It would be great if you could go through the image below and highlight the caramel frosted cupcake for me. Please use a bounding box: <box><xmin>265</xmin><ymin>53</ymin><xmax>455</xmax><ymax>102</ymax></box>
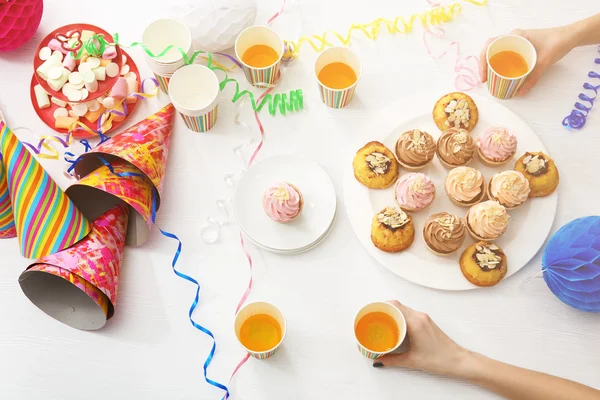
<box><xmin>436</xmin><ymin>128</ymin><xmax>476</xmax><ymax>169</ymax></box>
<box><xmin>460</xmin><ymin>242</ymin><xmax>507</xmax><ymax>287</ymax></box>
<box><xmin>514</xmin><ymin>152</ymin><xmax>559</xmax><ymax>197</ymax></box>
<box><xmin>445</xmin><ymin>167</ymin><xmax>486</xmax><ymax>207</ymax></box>
<box><xmin>466</xmin><ymin>200</ymin><xmax>510</xmax><ymax>241</ymax></box>
<box><xmin>395</xmin><ymin>129</ymin><xmax>436</xmax><ymax>170</ymax></box>
<box><xmin>487</xmin><ymin>171</ymin><xmax>530</xmax><ymax>210</ymax></box>
<box><xmin>353</xmin><ymin>141</ymin><xmax>399</xmax><ymax>189</ymax></box>
<box><xmin>423</xmin><ymin>212</ymin><xmax>467</xmax><ymax>256</ymax></box>
<box><xmin>476</xmin><ymin>126</ymin><xmax>518</xmax><ymax>166</ymax></box>
<box><xmin>432</xmin><ymin>92</ymin><xmax>479</xmax><ymax>132</ymax></box>
<box><xmin>371</xmin><ymin>207</ymin><xmax>415</xmax><ymax>253</ymax></box>
<box><xmin>394</xmin><ymin>172</ymin><xmax>436</xmax><ymax>212</ymax></box>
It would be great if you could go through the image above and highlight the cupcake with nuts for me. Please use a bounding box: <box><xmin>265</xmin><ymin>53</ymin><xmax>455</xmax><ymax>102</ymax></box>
<box><xmin>353</xmin><ymin>141</ymin><xmax>399</xmax><ymax>189</ymax></box>
<box><xmin>395</xmin><ymin>129</ymin><xmax>436</xmax><ymax>170</ymax></box>
<box><xmin>487</xmin><ymin>171</ymin><xmax>530</xmax><ymax>210</ymax></box>
<box><xmin>460</xmin><ymin>241</ymin><xmax>508</xmax><ymax>287</ymax></box>
<box><xmin>466</xmin><ymin>200</ymin><xmax>510</xmax><ymax>241</ymax></box>
<box><xmin>432</xmin><ymin>92</ymin><xmax>479</xmax><ymax>132</ymax></box>
<box><xmin>436</xmin><ymin>128</ymin><xmax>476</xmax><ymax>169</ymax></box>
<box><xmin>262</xmin><ymin>182</ymin><xmax>304</xmax><ymax>223</ymax></box>
<box><xmin>514</xmin><ymin>152</ymin><xmax>559</xmax><ymax>197</ymax></box>
<box><xmin>476</xmin><ymin>126</ymin><xmax>518</xmax><ymax>166</ymax></box>
<box><xmin>423</xmin><ymin>212</ymin><xmax>467</xmax><ymax>256</ymax></box>
<box><xmin>445</xmin><ymin>166</ymin><xmax>486</xmax><ymax>207</ymax></box>
<box><xmin>394</xmin><ymin>172</ymin><xmax>436</xmax><ymax>212</ymax></box>
<box><xmin>371</xmin><ymin>206</ymin><xmax>415</xmax><ymax>253</ymax></box>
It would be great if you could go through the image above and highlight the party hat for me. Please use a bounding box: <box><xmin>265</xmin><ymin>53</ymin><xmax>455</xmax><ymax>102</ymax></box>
<box><xmin>0</xmin><ymin>121</ymin><xmax>91</xmax><ymax>258</ymax></box>
<box><xmin>67</xmin><ymin>159</ymin><xmax>154</xmax><ymax>246</ymax></box>
<box><xmin>19</xmin><ymin>204</ymin><xmax>129</xmax><ymax>330</ymax></box>
<box><xmin>75</xmin><ymin>103</ymin><xmax>175</xmax><ymax>203</ymax></box>
<box><xmin>0</xmin><ymin>157</ymin><xmax>16</xmax><ymax>238</ymax></box>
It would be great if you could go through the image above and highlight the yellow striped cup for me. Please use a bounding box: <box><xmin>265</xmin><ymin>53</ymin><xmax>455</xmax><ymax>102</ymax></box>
<box><xmin>354</xmin><ymin>301</ymin><xmax>407</xmax><ymax>360</ymax></box>
<box><xmin>315</xmin><ymin>46</ymin><xmax>362</xmax><ymax>108</ymax></box>
<box><xmin>235</xmin><ymin>301</ymin><xmax>287</xmax><ymax>360</ymax></box>
<box><xmin>235</xmin><ymin>25</ymin><xmax>284</xmax><ymax>88</ymax></box>
<box><xmin>486</xmin><ymin>35</ymin><xmax>537</xmax><ymax>100</ymax></box>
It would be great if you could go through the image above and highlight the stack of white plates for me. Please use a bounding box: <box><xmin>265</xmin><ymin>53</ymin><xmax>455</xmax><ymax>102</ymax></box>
<box><xmin>233</xmin><ymin>155</ymin><xmax>337</xmax><ymax>255</ymax></box>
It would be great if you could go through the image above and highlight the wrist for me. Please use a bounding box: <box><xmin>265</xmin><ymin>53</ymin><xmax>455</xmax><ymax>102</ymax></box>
<box><xmin>451</xmin><ymin>349</ymin><xmax>485</xmax><ymax>381</ymax></box>
<box><xmin>566</xmin><ymin>19</ymin><xmax>587</xmax><ymax>49</ymax></box>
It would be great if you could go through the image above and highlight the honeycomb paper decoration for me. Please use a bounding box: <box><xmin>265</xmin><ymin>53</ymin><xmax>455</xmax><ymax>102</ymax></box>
<box><xmin>0</xmin><ymin>0</ymin><xmax>43</xmax><ymax>52</ymax></box>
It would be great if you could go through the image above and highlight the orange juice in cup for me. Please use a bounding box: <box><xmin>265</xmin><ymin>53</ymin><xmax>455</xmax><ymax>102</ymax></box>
<box><xmin>235</xmin><ymin>301</ymin><xmax>286</xmax><ymax>359</ymax></box>
<box><xmin>486</xmin><ymin>35</ymin><xmax>537</xmax><ymax>99</ymax></box>
<box><xmin>354</xmin><ymin>301</ymin><xmax>406</xmax><ymax>359</ymax></box>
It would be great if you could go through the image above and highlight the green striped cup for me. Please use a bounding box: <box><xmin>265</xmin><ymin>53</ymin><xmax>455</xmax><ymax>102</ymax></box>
<box><xmin>315</xmin><ymin>46</ymin><xmax>362</xmax><ymax>108</ymax></box>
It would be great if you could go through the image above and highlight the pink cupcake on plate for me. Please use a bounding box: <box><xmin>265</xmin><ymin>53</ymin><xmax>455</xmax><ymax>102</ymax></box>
<box><xmin>262</xmin><ymin>182</ymin><xmax>304</xmax><ymax>223</ymax></box>
<box><xmin>394</xmin><ymin>173</ymin><xmax>436</xmax><ymax>212</ymax></box>
<box><xmin>476</xmin><ymin>126</ymin><xmax>518</xmax><ymax>166</ymax></box>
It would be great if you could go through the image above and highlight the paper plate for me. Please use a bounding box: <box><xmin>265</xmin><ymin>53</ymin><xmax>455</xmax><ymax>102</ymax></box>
<box><xmin>234</xmin><ymin>155</ymin><xmax>337</xmax><ymax>252</ymax></box>
<box><xmin>343</xmin><ymin>93</ymin><xmax>558</xmax><ymax>291</ymax></box>
<box><xmin>33</xmin><ymin>23</ymin><xmax>123</xmax><ymax>103</ymax></box>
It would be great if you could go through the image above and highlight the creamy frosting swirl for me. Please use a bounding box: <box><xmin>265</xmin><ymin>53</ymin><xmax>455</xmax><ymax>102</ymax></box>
<box><xmin>437</xmin><ymin>128</ymin><xmax>475</xmax><ymax>166</ymax></box>
<box><xmin>394</xmin><ymin>173</ymin><xmax>436</xmax><ymax>211</ymax></box>
<box><xmin>477</xmin><ymin>127</ymin><xmax>517</xmax><ymax>162</ymax></box>
<box><xmin>423</xmin><ymin>212</ymin><xmax>466</xmax><ymax>253</ymax></box>
<box><xmin>445</xmin><ymin>167</ymin><xmax>484</xmax><ymax>203</ymax></box>
<box><xmin>489</xmin><ymin>171</ymin><xmax>530</xmax><ymax>208</ymax></box>
<box><xmin>396</xmin><ymin>129</ymin><xmax>436</xmax><ymax>167</ymax></box>
<box><xmin>467</xmin><ymin>200</ymin><xmax>510</xmax><ymax>239</ymax></box>
<box><xmin>262</xmin><ymin>182</ymin><xmax>302</xmax><ymax>223</ymax></box>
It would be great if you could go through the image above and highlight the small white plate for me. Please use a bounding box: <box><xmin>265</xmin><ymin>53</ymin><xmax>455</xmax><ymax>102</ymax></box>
<box><xmin>234</xmin><ymin>155</ymin><xmax>337</xmax><ymax>252</ymax></box>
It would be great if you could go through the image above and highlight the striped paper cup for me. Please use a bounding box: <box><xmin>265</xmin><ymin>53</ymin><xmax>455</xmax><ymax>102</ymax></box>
<box><xmin>235</xmin><ymin>301</ymin><xmax>287</xmax><ymax>359</ymax></box>
<box><xmin>153</xmin><ymin>73</ymin><xmax>171</xmax><ymax>94</ymax></box>
<box><xmin>315</xmin><ymin>46</ymin><xmax>362</xmax><ymax>108</ymax></box>
<box><xmin>354</xmin><ymin>301</ymin><xmax>407</xmax><ymax>360</ymax></box>
<box><xmin>169</xmin><ymin>64</ymin><xmax>220</xmax><ymax>133</ymax></box>
<box><xmin>235</xmin><ymin>25</ymin><xmax>284</xmax><ymax>88</ymax></box>
<box><xmin>486</xmin><ymin>35</ymin><xmax>537</xmax><ymax>100</ymax></box>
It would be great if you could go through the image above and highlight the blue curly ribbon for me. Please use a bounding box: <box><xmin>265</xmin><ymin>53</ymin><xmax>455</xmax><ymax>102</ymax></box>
<box><xmin>563</xmin><ymin>46</ymin><xmax>600</xmax><ymax>130</ymax></box>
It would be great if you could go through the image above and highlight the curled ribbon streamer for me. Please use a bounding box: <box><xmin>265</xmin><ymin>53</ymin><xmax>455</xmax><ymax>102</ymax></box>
<box><xmin>563</xmin><ymin>46</ymin><xmax>600</xmax><ymax>130</ymax></box>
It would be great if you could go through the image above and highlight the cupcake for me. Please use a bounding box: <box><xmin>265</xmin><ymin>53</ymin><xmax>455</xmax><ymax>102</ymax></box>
<box><xmin>395</xmin><ymin>129</ymin><xmax>436</xmax><ymax>170</ymax></box>
<box><xmin>432</xmin><ymin>92</ymin><xmax>479</xmax><ymax>132</ymax></box>
<box><xmin>487</xmin><ymin>171</ymin><xmax>530</xmax><ymax>210</ymax></box>
<box><xmin>436</xmin><ymin>128</ymin><xmax>476</xmax><ymax>169</ymax></box>
<box><xmin>353</xmin><ymin>141</ymin><xmax>399</xmax><ymax>189</ymax></box>
<box><xmin>514</xmin><ymin>152</ymin><xmax>559</xmax><ymax>197</ymax></box>
<box><xmin>262</xmin><ymin>182</ymin><xmax>303</xmax><ymax>223</ymax></box>
<box><xmin>476</xmin><ymin>126</ymin><xmax>518</xmax><ymax>166</ymax></box>
<box><xmin>466</xmin><ymin>200</ymin><xmax>510</xmax><ymax>241</ymax></box>
<box><xmin>460</xmin><ymin>241</ymin><xmax>507</xmax><ymax>287</ymax></box>
<box><xmin>422</xmin><ymin>212</ymin><xmax>467</xmax><ymax>256</ymax></box>
<box><xmin>394</xmin><ymin>173</ymin><xmax>436</xmax><ymax>212</ymax></box>
<box><xmin>445</xmin><ymin>167</ymin><xmax>486</xmax><ymax>207</ymax></box>
<box><xmin>371</xmin><ymin>206</ymin><xmax>415</xmax><ymax>253</ymax></box>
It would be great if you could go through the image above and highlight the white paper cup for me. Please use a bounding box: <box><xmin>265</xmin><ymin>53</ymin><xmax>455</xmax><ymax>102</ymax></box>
<box><xmin>153</xmin><ymin>73</ymin><xmax>172</xmax><ymax>94</ymax></box>
<box><xmin>235</xmin><ymin>301</ymin><xmax>287</xmax><ymax>359</ymax></box>
<box><xmin>235</xmin><ymin>25</ymin><xmax>284</xmax><ymax>88</ymax></box>
<box><xmin>315</xmin><ymin>46</ymin><xmax>362</xmax><ymax>108</ymax></box>
<box><xmin>142</xmin><ymin>19</ymin><xmax>193</xmax><ymax>68</ymax></box>
<box><xmin>486</xmin><ymin>35</ymin><xmax>537</xmax><ymax>100</ymax></box>
<box><xmin>354</xmin><ymin>301</ymin><xmax>407</xmax><ymax>360</ymax></box>
<box><xmin>168</xmin><ymin>64</ymin><xmax>220</xmax><ymax>132</ymax></box>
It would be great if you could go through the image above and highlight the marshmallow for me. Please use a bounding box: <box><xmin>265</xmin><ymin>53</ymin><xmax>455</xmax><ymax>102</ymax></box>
<box><xmin>109</xmin><ymin>77</ymin><xmax>128</xmax><ymax>99</ymax></box>
<box><xmin>84</xmin><ymin>105</ymin><xmax>106</xmax><ymax>123</ymax></box>
<box><xmin>87</xmin><ymin>57</ymin><xmax>101</xmax><ymax>69</ymax></box>
<box><xmin>48</xmin><ymin>38</ymin><xmax>68</xmax><ymax>54</ymax></box>
<box><xmin>51</xmin><ymin>97</ymin><xmax>68</xmax><ymax>107</ymax></box>
<box><xmin>102</xmin><ymin>46</ymin><xmax>117</xmax><ymax>60</ymax></box>
<box><xmin>125</xmin><ymin>78</ymin><xmax>138</xmax><ymax>104</ymax></box>
<box><xmin>87</xmin><ymin>100</ymin><xmax>101</xmax><ymax>112</ymax></box>
<box><xmin>85</xmin><ymin>80</ymin><xmax>98</xmax><ymax>93</ymax></box>
<box><xmin>105</xmin><ymin>62</ymin><xmax>119</xmax><ymax>78</ymax></box>
<box><xmin>47</xmin><ymin>66</ymin><xmax>63</xmax><ymax>80</ymax></box>
<box><xmin>38</xmin><ymin>47</ymin><xmax>52</xmax><ymax>61</ymax></box>
<box><xmin>100</xmin><ymin>59</ymin><xmax>112</xmax><ymax>67</ymax></box>
<box><xmin>93</xmin><ymin>66</ymin><xmax>106</xmax><ymax>81</ymax></box>
<box><xmin>63</xmin><ymin>52</ymin><xmax>77</xmax><ymax>72</ymax></box>
<box><xmin>71</xmin><ymin>103</ymin><xmax>88</xmax><ymax>117</ymax></box>
<box><xmin>34</xmin><ymin>84</ymin><xmax>50</xmax><ymax>109</ymax></box>
<box><xmin>36</xmin><ymin>56</ymin><xmax>62</xmax><ymax>80</ymax></box>
<box><xmin>55</xmin><ymin>116</ymin><xmax>78</xmax><ymax>130</ymax></box>
<box><xmin>83</xmin><ymin>71</ymin><xmax>98</xmax><ymax>92</ymax></box>
<box><xmin>102</xmin><ymin>96</ymin><xmax>116</xmax><ymax>109</ymax></box>
<box><xmin>120</xmin><ymin>64</ymin><xmax>130</xmax><ymax>76</ymax></box>
<box><xmin>80</xmin><ymin>89</ymin><xmax>89</xmax><ymax>100</ymax></box>
<box><xmin>52</xmin><ymin>50</ymin><xmax>64</xmax><ymax>61</ymax></box>
<box><xmin>53</xmin><ymin>107</ymin><xmax>69</xmax><ymax>119</ymax></box>
<box><xmin>81</xmin><ymin>30</ymin><xmax>95</xmax><ymax>42</ymax></box>
<box><xmin>47</xmin><ymin>69</ymin><xmax>69</xmax><ymax>91</ymax></box>
<box><xmin>69</xmin><ymin>72</ymin><xmax>83</xmax><ymax>85</ymax></box>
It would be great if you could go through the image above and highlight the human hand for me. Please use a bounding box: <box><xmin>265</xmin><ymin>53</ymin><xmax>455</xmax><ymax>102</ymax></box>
<box><xmin>479</xmin><ymin>26</ymin><xmax>575</xmax><ymax>96</ymax></box>
<box><xmin>373</xmin><ymin>300</ymin><xmax>470</xmax><ymax>377</ymax></box>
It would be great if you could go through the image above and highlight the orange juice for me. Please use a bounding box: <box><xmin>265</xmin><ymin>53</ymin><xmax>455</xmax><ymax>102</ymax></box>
<box><xmin>318</xmin><ymin>62</ymin><xmax>357</xmax><ymax>89</ymax></box>
<box><xmin>355</xmin><ymin>311</ymin><xmax>399</xmax><ymax>352</ymax></box>
<box><xmin>242</xmin><ymin>45</ymin><xmax>279</xmax><ymax>68</ymax></box>
<box><xmin>239</xmin><ymin>314</ymin><xmax>282</xmax><ymax>352</ymax></box>
<box><xmin>489</xmin><ymin>51</ymin><xmax>529</xmax><ymax>78</ymax></box>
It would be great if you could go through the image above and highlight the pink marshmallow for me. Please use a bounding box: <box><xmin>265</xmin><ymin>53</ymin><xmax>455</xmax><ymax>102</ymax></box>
<box><xmin>109</xmin><ymin>77</ymin><xmax>128</xmax><ymax>99</ymax></box>
<box><xmin>62</xmin><ymin>52</ymin><xmax>77</xmax><ymax>72</ymax></box>
<box><xmin>102</xmin><ymin>46</ymin><xmax>117</xmax><ymax>60</ymax></box>
<box><xmin>48</xmin><ymin>38</ymin><xmax>69</xmax><ymax>54</ymax></box>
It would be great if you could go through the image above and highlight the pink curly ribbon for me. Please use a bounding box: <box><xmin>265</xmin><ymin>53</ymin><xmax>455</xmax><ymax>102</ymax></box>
<box><xmin>267</xmin><ymin>0</ymin><xmax>287</xmax><ymax>25</ymax></box>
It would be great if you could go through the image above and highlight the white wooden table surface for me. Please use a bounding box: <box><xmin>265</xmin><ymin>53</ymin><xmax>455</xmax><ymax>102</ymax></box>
<box><xmin>1</xmin><ymin>0</ymin><xmax>599</xmax><ymax>399</ymax></box>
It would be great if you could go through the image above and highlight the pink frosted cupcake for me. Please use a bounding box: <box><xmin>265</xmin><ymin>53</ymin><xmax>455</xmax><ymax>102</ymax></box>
<box><xmin>466</xmin><ymin>200</ymin><xmax>510</xmax><ymax>241</ymax></box>
<box><xmin>262</xmin><ymin>182</ymin><xmax>304</xmax><ymax>223</ymax></box>
<box><xmin>394</xmin><ymin>173</ymin><xmax>436</xmax><ymax>212</ymax></box>
<box><xmin>476</xmin><ymin>127</ymin><xmax>518</xmax><ymax>166</ymax></box>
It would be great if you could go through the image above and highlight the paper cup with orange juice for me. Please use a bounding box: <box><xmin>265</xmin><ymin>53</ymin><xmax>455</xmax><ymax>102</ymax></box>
<box><xmin>235</xmin><ymin>25</ymin><xmax>284</xmax><ymax>88</ymax></box>
<box><xmin>169</xmin><ymin>64</ymin><xmax>220</xmax><ymax>133</ymax></box>
<box><xmin>235</xmin><ymin>301</ymin><xmax>286</xmax><ymax>359</ymax></box>
<box><xmin>486</xmin><ymin>35</ymin><xmax>537</xmax><ymax>100</ymax></box>
<box><xmin>315</xmin><ymin>46</ymin><xmax>362</xmax><ymax>109</ymax></box>
<box><xmin>354</xmin><ymin>301</ymin><xmax>407</xmax><ymax>360</ymax></box>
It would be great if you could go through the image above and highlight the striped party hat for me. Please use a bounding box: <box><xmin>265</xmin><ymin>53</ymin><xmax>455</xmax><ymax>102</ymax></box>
<box><xmin>0</xmin><ymin>156</ymin><xmax>16</xmax><ymax>238</ymax></box>
<box><xmin>0</xmin><ymin>121</ymin><xmax>92</xmax><ymax>258</ymax></box>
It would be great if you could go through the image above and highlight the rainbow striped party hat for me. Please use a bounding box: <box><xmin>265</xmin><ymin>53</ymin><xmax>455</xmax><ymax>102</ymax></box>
<box><xmin>0</xmin><ymin>156</ymin><xmax>16</xmax><ymax>238</ymax></box>
<box><xmin>0</xmin><ymin>121</ymin><xmax>92</xmax><ymax>258</ymax></box>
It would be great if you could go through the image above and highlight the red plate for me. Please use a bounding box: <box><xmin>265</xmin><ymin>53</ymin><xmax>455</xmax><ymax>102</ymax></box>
<box><xmin>33</xmin><ymin>23</ymin><xmax>123</xmax><ymax>103</ymax></box>
<box><xmin>30</xmin><ymin>49</ymin><xmax>140</xmax><ymax>139</ymax></box>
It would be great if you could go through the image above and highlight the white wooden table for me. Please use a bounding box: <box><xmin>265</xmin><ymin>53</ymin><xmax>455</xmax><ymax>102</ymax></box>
<box><xmin>1</xmin><ymin>0</ymin><xmax>599</xmax><ymax>399</ymax></box>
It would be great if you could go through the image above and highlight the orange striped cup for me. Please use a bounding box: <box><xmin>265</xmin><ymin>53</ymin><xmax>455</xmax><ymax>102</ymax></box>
<box><xmin>486</xmin><ymin>35</ymin><xmax>537</xmax><ymax>100</ymax></box>
<box><xmin>315</xmin><ymin>46</ymin><xmax>362</xmax><ymax>108</ymax></box>
<box><xmin>235</xmin><ymin>25</ymin><xmax>284</xmax><ymax>88</ymax></box>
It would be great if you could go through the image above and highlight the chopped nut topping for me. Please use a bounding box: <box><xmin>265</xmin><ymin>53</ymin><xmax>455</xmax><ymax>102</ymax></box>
<box><xmin>273</xmin><ymin>187</ymin><xmax>290</xmax><ymax>201</ymax></box>
<box><xmin>405</xmin><ymin>129</ymin><xmax>427</xmax><ymax>152</ymax></box>
<box><xmin>436</xmin><ymin>214</ymin><xmax>457</xmax><ymax>239</ymax></box>
<box><xmin>452</xmin><ymin>130</ymin><xmax>469</xmax><ymax>153</ymax></box>
<box><xmin>474</xmin><ymin>243</ymin><xmax>502</xmax><ymax>271</ymax></box>
<box><xmin>523</xmin><ymin>154</ymin><xmax>547</xmax><ymax>175</ymax></box>
<box><xmin>491</xmin><ymin>130</ymin><xmax>509</xmax><ymax>144</ymax></box>
<box><xmin>444</xmin><ymin>98</ymin><xmax>471</xmax><ymax>128</ymax></box>
<box><xmin>500</xmin><ymin>173</ymin><xmax>526</xmax><ymax>196</ymax></box>
<box><xmin>408</xmin><ymin>175</ymin><xmax>427</xmax><ymax>194</ymax></box>
<box><xmin>377</xmin><ymin>207</ymin><xmax>409</xmax><ymax>229</ymax></box>
<box><xmin>366</xmin><ymin>152</ymin><xmax>391</xmax><ymax>175</ymax></box>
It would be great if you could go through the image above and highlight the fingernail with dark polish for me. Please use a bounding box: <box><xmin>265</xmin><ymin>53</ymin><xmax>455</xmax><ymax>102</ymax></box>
<box><xmin>373</xmin><ymin>362</ymin><xmax>383</xmax><ymax>368</ymax></box>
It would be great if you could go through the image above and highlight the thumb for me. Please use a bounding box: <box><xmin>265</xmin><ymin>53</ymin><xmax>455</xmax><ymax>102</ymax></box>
<box><xmin>373</xmin><ymin>352</ymin><xmax>413</xmax><ymax>368</ymax></box>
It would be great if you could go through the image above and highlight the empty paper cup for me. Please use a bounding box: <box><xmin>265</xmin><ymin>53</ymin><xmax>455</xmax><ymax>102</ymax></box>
<box><xmin>315</xmin><ymin>46</ymin><xmax>362</xmax><ymax>108</ymax></box>
<box><xmin>142</xmin><ymin>18</ymin><xmax>193</xmax><ymax>82</ymax></box>
<box><xmin>235</xmin><ymin>25</ymin><xmax>284</xmax><ymax>88</ymax></box>
<box><xmin>169</xmin><ymin>64</ymin><xmax>220</xmax><ymax>133</ymax></box>
<box><xmin>486</xmin><ymin>35</ymin><xmax>537</xmax><ymax>100</ymax></box>
<box><xmin>154</xmin><ymin>73</ymin><xmax>172</xmax><ymax>94</ymax></box>
<box><xmin>235</xmin><ymin>301</ymin><xmax>287</xmax><ymax>359</ymax></box>
<box><xmin>354</xmin><ymin>301</ymin><xmax>407</xmax><ymax>360</ymax></box>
